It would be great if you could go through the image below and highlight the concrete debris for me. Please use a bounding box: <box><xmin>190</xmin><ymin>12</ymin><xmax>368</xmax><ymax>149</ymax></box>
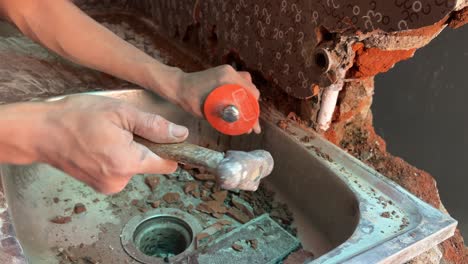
<box><xmin>231</xmin><ymin>196</ymin><xmax>255</xmax><ymax>219</ymax></box>
<box><xmin>186</xmin><ymin>204</ymin><xmax>194</xmax><ymax>213</ymax></box>
<box><xmin>195</xmin><ymin>233</ymin><xmax>210</xmax><ymax>250</ymax></box>
<box><xmin>162</xmin><ymin>192</ymin><xmax>181</xmax><ymax>204</ymax></box>
<box><xmin>150</xmin><ymin>200</ymin><xmax>161</xmax><ymax>209</ymax></box>
<box><xmin>144</xmin><ymin>175</ymin><xmax>160</xmax><ymax>191</ymax></box>
<box><xmin>177</xmin><ymin>168</ymin><xmax>195</xmax><ymax>182</ymax></box>
<box><xmin>73</xmin><ymin>203</ymin><xmax>87</xmax><ymax>214</ymax></box>
<box><xmin>231</xmin><ymin>243</ymin><xmax>243</xmax><ymax>252</ymax></box>
<box><xmin>196</xmin><ymin>200</ymin><xmax>227</xmax><ymax>215</ymax></box>
<box><xmin>277</xmin><ymin>120</ymin><xmax>289</xmax><ymax>130</ymax></box>
<box><xmin>200</xmin><ymin>223</ymin><xmax>224</xmax><ymax>237</ymax></box>
<box><xmin>203</xmin><ymin>181</ymin><xmax>215</xmax><ymax>189</ymax></box>
<box><xmin>50</xmin><ymin>216</ymin><xmax>72</xmax><ymax>224</ymax></box>
<box><xmin>193</xmin><ymin>173</ymin><xmax>216</xmax><ymax>181</ymax></box>
<box><xmin>226</xmin><ymin>207</ymin><xmax>251</xmax><ymax>224</ymax></box>
<box><xmin>184</xmin><ymin>182</ymin><xmax>198</xmax><ymax>195</ymax></box>
<box><xmin>211</xmin><ymin>191</ymin><xmax>228</xmax><ymax>202</ymax></box>
<box><xmin>216</xmin><ymin>220</ymin><xmax>232</xmax><ymax>226</ymax></box>
<box><xmin>248</xmin><ymin>239</ymin><xmax>258</xmax><ymax>250</ymax></box>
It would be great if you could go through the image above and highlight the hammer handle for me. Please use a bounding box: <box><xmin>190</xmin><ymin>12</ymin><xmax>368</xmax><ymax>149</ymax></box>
<box><xmin>134</xmin><ymin>136</ymin><xmax>225</xmax><ymax>171</ymax></box>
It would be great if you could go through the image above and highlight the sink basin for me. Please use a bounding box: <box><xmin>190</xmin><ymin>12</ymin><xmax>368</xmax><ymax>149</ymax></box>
<box><xmin>0</xmin><ymin>89</ymin><xmax>456</xmax><ymax>263</ymax></box>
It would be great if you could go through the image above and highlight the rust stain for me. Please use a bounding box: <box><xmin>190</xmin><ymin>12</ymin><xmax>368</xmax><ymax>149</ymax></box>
<box><xmin>348</xmin><ymin>47</ymin><xmax>416</xmax><ymax>79</ymax></box>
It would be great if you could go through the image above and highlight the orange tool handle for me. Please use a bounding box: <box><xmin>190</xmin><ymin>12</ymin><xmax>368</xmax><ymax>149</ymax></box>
<box><xmin>203</xmin><ymin>84</ymin><xmax>260</xmax><ymax>136</ymax></box>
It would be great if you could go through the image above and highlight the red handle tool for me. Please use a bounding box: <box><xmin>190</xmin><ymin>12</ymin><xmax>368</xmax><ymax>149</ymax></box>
<box><xmin>203</xmin><ymin>84</ymin><xmax>260</xmax><ymax>136</ymax></box>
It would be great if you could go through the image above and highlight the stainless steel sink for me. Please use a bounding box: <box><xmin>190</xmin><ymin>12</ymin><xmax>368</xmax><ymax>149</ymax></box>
<box><xmin>0</xmin><ymin>90</ymin><xmax>456</xmax><ymax>263</ymax></box>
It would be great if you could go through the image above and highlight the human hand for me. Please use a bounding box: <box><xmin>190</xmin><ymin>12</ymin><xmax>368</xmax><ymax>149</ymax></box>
<box><xmin>176</xmin><ymin>65</ymin><xmax>261</xmax><ymax>134</ymax></box>
<box><xmin>39</xmin><ymin>95</ymin><xmax>188</xmax><ymax>194</ymax></box>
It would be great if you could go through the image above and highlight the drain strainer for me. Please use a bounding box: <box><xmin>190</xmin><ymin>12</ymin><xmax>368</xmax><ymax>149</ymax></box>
<box><xmin>121</xmin><ymin>208</ymin><xmax>202</xmax><ymax>264</ymax></box>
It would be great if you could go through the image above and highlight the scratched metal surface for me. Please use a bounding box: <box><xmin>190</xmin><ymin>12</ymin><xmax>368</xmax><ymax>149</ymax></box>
<box><xmin>77</xmin><ymin>0</ymin><xmax>458</xmax><ymax>98</ymax></box>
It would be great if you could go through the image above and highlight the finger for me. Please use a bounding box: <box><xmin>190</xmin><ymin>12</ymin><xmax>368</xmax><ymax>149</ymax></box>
<box><xmin>238</xmin><ymin>71</ymin><xmax>252</xmax><ymax>82</ymax></box>
<box><xmin>131</xmin><ymin>141</ymin><xmax>178</xmax><ymax>174</ymax></box>
<box><xmin>253</xmin><ymin>120</ymin><xmax>262</xmax><ymax>134</ymax></box>
<box><xmin>128</xmin><ymin>110</ymin><xmax>189</xmax><ymax>143</ymax></box>
<box><xmin>97</xmin><ymin>179</ymin><xmax>130</xmax><ymax>195</ymax></box>
<box><xmin>235</xmin><ymin>73</ymin><xmax>260</xmax><ymax>99</ymax></box>
<box><xmin>237</xmin><ymin>72</ymin><xmax>261</xmax><ymax>134</ymax></box>
<box><xmin>243</xmin><ymin>81</ymin><xmax>260</xmax><ymax>99</ymax></box>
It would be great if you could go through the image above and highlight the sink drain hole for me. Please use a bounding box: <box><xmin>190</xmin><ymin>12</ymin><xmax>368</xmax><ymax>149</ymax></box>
<box><xmin>133</xmin><ymin>216</ymin><xmax>193</xmax><ymax>258</ymax></box>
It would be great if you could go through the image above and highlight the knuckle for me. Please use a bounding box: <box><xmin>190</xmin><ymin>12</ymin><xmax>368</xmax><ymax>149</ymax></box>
<box><xmin>240</xmin><ymin>71</ymin><xmax>252</xmax><ymax>79</ymax></box>
<box><xmin>217</xmin><ymin>65</ymin><xmax>235</xmax><ymax>82</ymax></box>
<box><xmin>144</xmin><ymin>114</ymin><xmax>164</xmax><ymax>131</ymax></box>
<box><xmin>106</xmin><ymin>158</ymin><xmax>132</xmax><ymax>177</ymax></box>
<box><xmin>113</xmin><ymin>164</ymin><xmax>134</xmax><ymax>178</ymax></box>
<box><xmin>111</xmin><ymin>101</ymin><xmax>127</xmax><ymax>112</ymax></box>
<box><xmin>111</xmin><ymin>102</ymin><xmax>131</xmax><ymax>118</ymax></box>
<box><xmin>220</xmin><ymin>64</ymin><xmax>235</xmax><ymax>73</ymax></box>
<box><xmin>114</xmin><ymin>180</ymin><xmax>130</xmax><ymax>192</ymax></box>
<box><xmin>92</xmin><ymin>182</ymin><xmax>115</xmax><ymax>195</ymax></box>
<box><xmin>252</xmin><ymin>88</ymin><xmax>260</xmax><ymax>98</ymax></box>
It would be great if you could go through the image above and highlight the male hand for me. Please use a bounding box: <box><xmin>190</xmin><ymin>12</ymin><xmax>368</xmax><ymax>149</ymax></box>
<box><xmin>175</xmin><ymin>65</ymin><xmax>261</xmax><ymax>134</ymax></box>
<box><xmin>39</xmin><ymin>95</ymin><xmax>188</xmax><ymax>194</ymax></box>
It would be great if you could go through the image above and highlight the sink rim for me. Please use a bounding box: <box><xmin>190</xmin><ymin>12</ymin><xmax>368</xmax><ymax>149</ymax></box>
<box><xmin>259</xmin><ymin>103</ymin><xmax>457</xmax><ymax>263</ymax></box>
<box><xmin>0</xmin><ymin>89</ymin><xmax>457</xmax><ymax>264</ymax></box>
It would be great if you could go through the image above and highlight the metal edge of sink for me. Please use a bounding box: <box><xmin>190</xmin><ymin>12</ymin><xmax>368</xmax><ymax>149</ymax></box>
<box><xmin>0</xmin><ymin>89</ymin><xmax>457</xmax><ymax>264</ymax></box>
<box><xmin>259</xmin><ymin>107</ymin><xmax>457</xmax><ymax>263</ymax></box>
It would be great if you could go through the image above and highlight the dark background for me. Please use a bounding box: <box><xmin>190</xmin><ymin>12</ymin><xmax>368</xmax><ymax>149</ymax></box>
<box><xmin>373</xmin><ymin>26</ymin><xmax>468</xmax><ymax>237</ymax></box>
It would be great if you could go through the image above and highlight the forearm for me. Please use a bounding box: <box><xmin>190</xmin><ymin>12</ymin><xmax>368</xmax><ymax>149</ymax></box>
<box><xmin>1</xmin><ymin>0</ymin><xmax>182</xmax><ymax>102</ymax></box>
<box><xmin>0</xmin><ymin>102</ymin><xmax>52</xmax><ymax>164</ymax></box>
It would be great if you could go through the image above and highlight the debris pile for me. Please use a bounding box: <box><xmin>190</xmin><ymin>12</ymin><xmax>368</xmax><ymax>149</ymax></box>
<box><xmin>122</xmin><ymin>166</ymin><xmax>297</xmax><ymax>250</ymax></box>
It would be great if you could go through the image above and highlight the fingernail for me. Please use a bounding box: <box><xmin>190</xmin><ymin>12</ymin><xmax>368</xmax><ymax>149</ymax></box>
<box><xmin>170</xmin><ymin>123</ymin><xmax>188</xmax><ymax>138</ymax></box>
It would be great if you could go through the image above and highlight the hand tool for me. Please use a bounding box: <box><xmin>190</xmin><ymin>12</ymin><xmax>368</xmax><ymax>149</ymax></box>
<box><xmin>203</xmin><ymin>84</ymin><xmax>259</xmax><ymax>136</ymax></box>
<box><xmin>135</xmin><ymin>137</ymin><xmax>273</xmax><ymax>191</ymax></box>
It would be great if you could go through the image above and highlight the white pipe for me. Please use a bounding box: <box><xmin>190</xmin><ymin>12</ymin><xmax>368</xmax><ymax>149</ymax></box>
<box><xmin>317</xmin><ymin>80</ymin><xmax>344</xmax><ymax>131</ymax></box>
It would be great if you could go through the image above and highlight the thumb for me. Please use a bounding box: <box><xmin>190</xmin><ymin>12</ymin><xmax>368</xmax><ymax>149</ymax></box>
<box><xmin>128</xmin><ymin>109</ymin><xmax>189</xmax><ymax>143</ymax></box>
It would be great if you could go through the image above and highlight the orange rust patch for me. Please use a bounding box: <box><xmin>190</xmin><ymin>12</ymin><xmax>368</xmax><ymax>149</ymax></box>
<box><xmin>441</xmin><ymin>229</ymin><xmax>468</xmax><ymax>264</ymax></box>
<box><xmin>338</xmin><ymin>97</ymin><xmax>372</xmax><ymax>123</ymax></box>
<box><xmin>323</xmin><ymin>128</ymin><xmax>340</xmax><ymax>145</ymax></box>
<box><xmin>311</xmin><ymin>84</ymin><xmax>320</xmax><ymax>97</ymax></box>
<box><xmin>352</xmin><ymin>42</ymin><xmax>364</xmax><ymax>52</ymax></box>
<box><xmin>348</xmin><ymin>47</ymin><xmax>416</xmax><ymax>79</ymax></box>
